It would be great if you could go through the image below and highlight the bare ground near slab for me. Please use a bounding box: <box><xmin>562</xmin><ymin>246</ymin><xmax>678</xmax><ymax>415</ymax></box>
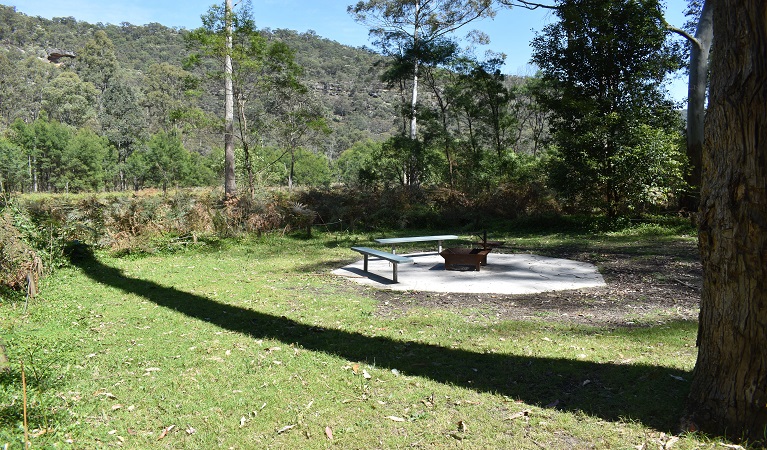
<box><xmin>367</xmin><ymin>239</ymin><xmax>701</xmax><ymax>327</ymax></box>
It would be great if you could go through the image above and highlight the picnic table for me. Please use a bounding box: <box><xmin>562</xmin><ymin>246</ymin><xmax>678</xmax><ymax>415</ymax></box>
<box><xmin>374</xmin><ymin>234</ymin><xmax>459</xmax><ymax>254</ymax></box>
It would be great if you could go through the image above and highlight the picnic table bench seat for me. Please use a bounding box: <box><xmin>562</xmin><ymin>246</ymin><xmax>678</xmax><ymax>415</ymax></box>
<box><xmin>374</xmin><ymin>234</ymin><xmax>459</xmax><ymax>254</ymax></box>
<box><xmin>351</xmin><ymin>246</ymin><xmax>414</xmax><ymax>283</ymax></box>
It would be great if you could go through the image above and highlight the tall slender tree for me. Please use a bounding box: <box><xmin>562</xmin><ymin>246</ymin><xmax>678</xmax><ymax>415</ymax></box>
<box><xmin>348</xmin><ymin>0</ymin><xmax>495</xmax><ymax>140</ymax></box>
<box><xmin>186</xmin><ymin>0</ymin><xmax>240</xmax><ymax>197</ymax></box>
<box><xmin>224</xmin><ymin>0</ymin><xmax>236</xmax><ymax>197</ymax></box>
<box><xmin>665</xmin><ymin>0</ymin><xmax>713</xmax><ymax>213</ymax></box>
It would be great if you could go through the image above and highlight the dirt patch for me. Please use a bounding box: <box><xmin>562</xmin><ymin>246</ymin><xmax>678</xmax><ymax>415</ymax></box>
<box><xmin>368</xmin><ymin>240</ymin><xmax>701</xmax><ymax>327</ymax></box>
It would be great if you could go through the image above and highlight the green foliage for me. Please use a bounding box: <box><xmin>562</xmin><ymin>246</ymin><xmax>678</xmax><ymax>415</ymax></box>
<box><xmin>58</xmin><ymin>128</ymin><xmax>112</xmax><ymax>192</ymax></box>
<box><xmin>532</xmin><ymin>0</ymin><xmax>684</xmax><ymax>215</ymax></box>
<box><xmin>143</xmin><ymin>131</ymin><xmax>192</xmax><ymax>192</ymax></box>
<box><xmin>99</xmin><ymin>77</ymin><xmax>146</xmax><ymax>166</ymax></box>
<box><xmin>8</xmin><ymin>115</ymin><xmax>73</xmax><ymax>193</ymax></box>
<box><xmin>291</xmin><ymin>148</ymin><xmax>331</xmax><ymax>188</ymax></box>
<box><xmin>41</xmin><ymin>72</ymin><xmax>99</xmax><ymax>128</ymax></box>
<box><xmin>74</xmin><ymin>29</ymin><xmax>119</xmax><ymax>93</ymax></box>
<box><xmin>0</xmin><ymin>137</ymin><xmax>28</xmax><ymax>193</ymax></box>
<box><xmin>333</xmin><ymin>139</ymin><xmax>381</xmax><ymax>186</ymax></box>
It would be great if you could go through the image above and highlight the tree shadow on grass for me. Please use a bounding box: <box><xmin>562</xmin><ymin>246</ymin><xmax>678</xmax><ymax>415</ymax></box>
<box><xmin>70</xmin><ymin>251</ymin><xmax>693</xmax><ymax>433</ymax></box>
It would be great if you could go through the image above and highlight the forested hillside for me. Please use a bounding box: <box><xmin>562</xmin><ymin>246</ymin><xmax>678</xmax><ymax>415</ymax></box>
<box><xmin>0</xmin><ymin>4</ymin><xmax>398</xmax><ymax>153</ymax></box>
<box><xmin>0</xmin><ymin>1</ymin><xmax>687</xmax><ymax>219</ymax></box>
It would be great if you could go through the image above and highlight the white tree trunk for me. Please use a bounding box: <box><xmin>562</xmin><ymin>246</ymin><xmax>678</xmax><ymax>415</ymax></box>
<box><xmin>409</xmin><ymin>0</ymin><xmax>420</xmax><ymax>141</ymax></box>
<box><xmin>684</xmin><ymin>0</ymin><xmax>713</xmax><ymax>211</ymax></box>
<box><xmin>224</xmin><ymin>0</ymin><xmax>236</xmax><ymax>197</ymax></box>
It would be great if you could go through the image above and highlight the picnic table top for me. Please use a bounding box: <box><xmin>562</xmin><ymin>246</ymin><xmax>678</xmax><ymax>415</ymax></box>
<box><xmin>350</xmin><ymin>246</ymin><xmax>414</xmax><ymax>263</ymax></box>
<box><xmin>374</xmin><ymin>235</ymin><xmax>458</xmax><ymax>244</ymax></box>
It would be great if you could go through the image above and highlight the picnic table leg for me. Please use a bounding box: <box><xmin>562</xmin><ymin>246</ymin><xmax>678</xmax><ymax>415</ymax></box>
<box><xmin>391</xmin><ymin>245</ymin><xmax>397</xmax><ymax>254</ymax></box>
<box><xmin>363</xmin><ymin>254</ymin><xmax>369</xmax><ymax>273</ymax></box>
<box><xmin>392</xmin><ymin>262</ymin><xmax>398</xmax><ymax>283</ymax></box>
<box><xmin>438</xmin><ymin>240</ymin><xmax>443</xmax><ymax>253</ymax></box>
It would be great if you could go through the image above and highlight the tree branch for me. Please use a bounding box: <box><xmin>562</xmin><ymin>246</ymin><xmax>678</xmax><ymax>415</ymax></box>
<box><xmin>497</xmin><ymin>0</ymin><xmax>556</xmax><ymax>10</ymax></box>
<box><xmin>665</xmin><ymin>23</ymin><xmax>703</xmax><ymax>51</ymax></box>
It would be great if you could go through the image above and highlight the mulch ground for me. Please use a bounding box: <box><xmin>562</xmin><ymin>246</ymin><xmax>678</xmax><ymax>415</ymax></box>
<box><xmin>368</xmin><ymin>240</ymin><xmax>702</xmax><ymax>327</ymax></box>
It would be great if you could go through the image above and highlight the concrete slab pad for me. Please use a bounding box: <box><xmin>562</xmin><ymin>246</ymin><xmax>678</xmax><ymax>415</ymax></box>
<box><xmin>333</xmin><ymin>251</ymin><xmax>605</xmax><ymax>295</ymax></box>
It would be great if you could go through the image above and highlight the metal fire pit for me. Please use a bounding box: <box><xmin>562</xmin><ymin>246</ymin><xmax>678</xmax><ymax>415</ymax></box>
<box><xmin>440</xmin><ymin>247</ymin><xmax>491</xmax><ymax>271</ymax></box>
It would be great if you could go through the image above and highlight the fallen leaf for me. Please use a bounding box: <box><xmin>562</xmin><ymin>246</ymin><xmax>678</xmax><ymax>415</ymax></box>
<box><xmin>111</xmin><ymin>404</ymin><xmax>123</xmax><ymax>410</ymax></box>
<box><xmin>352</xmin><ymin>363</ymin><xmax>360</xmax><ymax>374</ymax></box>
<box><xmin>664</xmin><ymin>436</ymin><xmax>679</xmax><ymax>449</ymax></box>
<box><xmin>363</xmin><ymin>369</ymin><xmax>372</xmax><ymax>379</ymax></box>
<box><xmin>276</xmin><ymin>424</ymin><xmax>295</xmax><ymax>434</ymax></box>
<box><xmin>506</xmin><ymin>409</ymin><xmax>531</xmax><ymax>421</ymax></box>
<box><xmin>240</xmin><ymin>416</ymin><xmax>248</xmax><ymax>428</ymax></box>
<box><xmin>94</xmin><ymin>391</ymin><xmax>118</xmax><ymax>399</ymax></box>
<box><xmin>457</xmin><ymin>420</ymin><xmax>467</xmax><ymax>433</ymax></box>
<box><xmin>391</xmin><ymin>368</ymin><xmax>400</xmax><ymax>376</ymax></box>
<box><xmin>385</xmin><ymin>416</ymin><xmax>406</xmax><ymax>422</ymax></box>
<box><xmin>145</xmin><ymin>367</ymin><xmax>161</xmax><ymax>372</ymax></box>
<box><xmin>185</xmin><ymin>426</ymin><xmax>196</xmax><ymax>435</ymax></box>
<box><xmin>325</xmin><ymin>426</ymin><xmax>333</xmax><ymax>440</ymax></box>
<box><xmin>718</xmin><ymin>444</ymin><xmax>745</xmax><ymax>450</ymax></box>
<box><xmin>157</xmin><ymin>425</ymin><xmax>175</xmax><ymax>440</ymax></box>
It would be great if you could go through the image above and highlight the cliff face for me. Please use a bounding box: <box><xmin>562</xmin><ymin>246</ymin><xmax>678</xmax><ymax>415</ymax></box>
<box><xmin>46</xmin><ymin>48</ymin><xmax>75</xmax><ymax>63</ymax></box>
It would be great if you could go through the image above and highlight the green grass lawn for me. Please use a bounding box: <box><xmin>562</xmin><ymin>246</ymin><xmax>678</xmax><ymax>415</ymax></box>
<box><xmin>0</xmin><ymin>228</ymin><xmax>720</xmax><ymax>449</ymax></box>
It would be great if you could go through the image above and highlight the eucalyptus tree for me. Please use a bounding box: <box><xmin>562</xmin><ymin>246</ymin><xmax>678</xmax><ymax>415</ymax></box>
<box><xmin>665</xmin><ymin>0</ymin><xmax>712</xmax><ymax>212</ymax></box>
<box><xmin>75</xmin><ymin>30</ymin><xmax>119</xmax><ymax>95</ymax></box>
<box><xmin>683</xmin><ymin>1</ymin><xmax>767</xmax><ymax>443</ymax></box>
<box><xmin>7</xmin><ymin>53</ymin><xmax>60</xmax><ymax>124</ymax></box>
<box><xmin>264</xmin><ymin>87</ymin><xmax>330</xmax><ymax>190</ymax></box>
<box><xmin>100</xmin><ymin>77</ymin><xmax>146</xmax><ymax>190</ymax></box>
<box><xmin>187</xmin><ymin>0</ymin><xmax>239</xmax><ymax>197</ymax></box>
<box><xmin>348</xmin><ymin>0</ymin><xmax>495</xmax><ymax>140</ymax></box>
<box><xmin>143</xmin><ymin>62</ymin><xmax>201</xmax><ymax>133</ymax></box>
<box><xmin>187</xmin><ymin>0</ymin><xmax>304</xmax><ymax>197</ymax></box>
<box><xmin>41</xmin><ymin>72</ymin><xmax>98</xmax><ymax>129</ymax></box>
<box><xmin>531</xmin><ymin>0</ymin><xmax>684</xmax><ymax>214</ymax></box>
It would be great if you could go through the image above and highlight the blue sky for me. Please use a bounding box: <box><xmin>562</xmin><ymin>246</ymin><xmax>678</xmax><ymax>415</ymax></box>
<box><xmin>5</xmin><ymin>0</ymin><xmax>690</xmax><ymax>101</ymax></box>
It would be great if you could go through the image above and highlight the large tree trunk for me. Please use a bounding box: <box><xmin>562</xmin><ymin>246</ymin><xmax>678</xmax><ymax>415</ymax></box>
<box><xmin>684</xmin><ymin>0</ymin><xmax>767</xmax><ymax>443</ymax></box>
<box><xmin>223</xmin><ymin>0</ymin><xmax>237</xmax><ymax>197</ymax></box>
